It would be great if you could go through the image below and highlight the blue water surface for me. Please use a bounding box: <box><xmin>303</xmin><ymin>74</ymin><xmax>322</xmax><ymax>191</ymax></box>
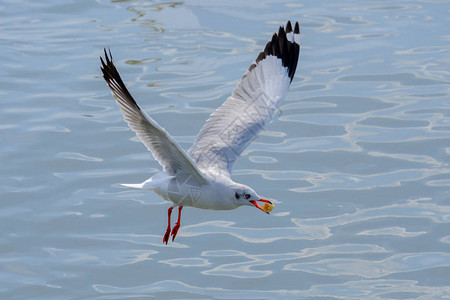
<box><xmin>1</xmin><ymin>0</ymin><xmax>449</xmax><ymax>299</ymax></box>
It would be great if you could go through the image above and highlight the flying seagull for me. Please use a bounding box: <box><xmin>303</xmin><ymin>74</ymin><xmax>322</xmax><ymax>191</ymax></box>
<box><xmin>100</xmin><ymin>21</ymin><xmax>300</xmax><ymax>244</ymax></box>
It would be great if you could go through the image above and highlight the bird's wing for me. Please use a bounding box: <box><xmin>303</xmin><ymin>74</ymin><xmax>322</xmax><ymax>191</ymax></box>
<box><xmin>100</xmin><ymin>49</ymin><xmax>207</xmax><ymax>183</ymax></box>
<box><xmin>188</xmin><ymin>21</ymin><xmax>300</xmax><ymax>177</ymax></box>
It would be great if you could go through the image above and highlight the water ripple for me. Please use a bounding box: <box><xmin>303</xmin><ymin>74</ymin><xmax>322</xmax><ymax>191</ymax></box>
<box><xmin>182</xmin><ymin>220</ymin><xmax>330</xmax><ymax>242</ymax></box>
<box><xmin>201</xmin><ymin>244</ymin><xmax>388</xmax><ymax>278</ymax></box>
<box><xmin>357</xmin><ymin>226</ymin><xmax>427</xmax><ymax>237</ymax></box>
<box><xmin>285</xmin><ymin>252</ymin><xmax>450</xmax><ymax>278</ymax></box>
<box><xmin>292</xmin><ymin>198</ymin><xmax>450</xmax><ymax>236</ymax></box>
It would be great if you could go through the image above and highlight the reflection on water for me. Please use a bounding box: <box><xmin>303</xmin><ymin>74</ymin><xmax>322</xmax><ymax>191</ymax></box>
<box><xmin>1</xmin><ymin>0</ymin><xmax>449</xmax><ymax>298</ymax></box>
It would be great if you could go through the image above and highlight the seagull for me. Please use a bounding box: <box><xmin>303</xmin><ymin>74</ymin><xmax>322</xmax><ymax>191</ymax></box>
<box><xmin>100</xmin><ymin>21</ymin><xmax>300</xmax><ymax>244</ymax></box>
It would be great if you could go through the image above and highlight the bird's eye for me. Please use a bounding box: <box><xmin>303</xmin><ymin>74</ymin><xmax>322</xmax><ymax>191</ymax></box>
<box><xmin>235</xmin><ymin>192</ymin><xmax>240</xmax><ymax>199</ymax></box>
<box><xmin>244</xmin><ymin>193</ymin><xmax>251</xmax><ymax>199</ymax></box>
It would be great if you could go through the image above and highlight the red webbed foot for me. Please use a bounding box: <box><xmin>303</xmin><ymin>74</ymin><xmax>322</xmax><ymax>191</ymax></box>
<box><xmin>171</xmin><ymin>222</ymin><xmax>180</xmax><ymax>241</ymax></box>
<box><xmin>171</xmin><ymin>206</ymin><xmax>183</xmax><ymax>241</ymax></box>
<box><xmin>163</xmin><ymin>226</ymin><xmax>171</xmax><ymax>244</ymax></box>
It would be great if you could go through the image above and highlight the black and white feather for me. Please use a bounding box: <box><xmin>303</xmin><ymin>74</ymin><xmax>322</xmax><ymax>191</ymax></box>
<box><xmin>100</xmin><ymin>50</ymin><xmax>207</xmax><ymax>182</ymax></box>
<box><xmin>188</xmin><ymin>21</ymin><xmax>300</xmax><ymax>176</ymax></box>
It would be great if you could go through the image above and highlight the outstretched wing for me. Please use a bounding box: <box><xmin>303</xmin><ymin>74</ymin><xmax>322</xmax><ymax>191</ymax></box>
<box><xmin>100</xmin><ymin>49</ymin><xmax>207</xmax><ymax>183</ymax></box>
<box><xmin>188</xmin><ymin>21</ymin><xmax>300</xmax><ymax>177</ymax></box>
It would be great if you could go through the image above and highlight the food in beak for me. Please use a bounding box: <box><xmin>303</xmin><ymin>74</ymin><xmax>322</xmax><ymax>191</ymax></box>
<box><xmin>262</xmin><ymin>202</ymin><xmax>274</xmax><ymax>213</ymax></box>
<box><xmin>250</xmin><ymin>199</ymin><xmax>274</xmax><ymax>214</ymax></box>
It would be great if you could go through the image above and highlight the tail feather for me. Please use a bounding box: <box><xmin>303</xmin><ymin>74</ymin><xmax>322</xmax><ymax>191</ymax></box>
<box><xmin>121</xmin><ymin>183</ymin><xmax>144</xmax><ymax>189</ymax></box>
<box><xmin>121</xmin><ymin>173</ymin><xmax>172</xmax><ymax>190</ymax></box>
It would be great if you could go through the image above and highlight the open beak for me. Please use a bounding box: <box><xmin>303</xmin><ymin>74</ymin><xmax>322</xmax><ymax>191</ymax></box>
<box><xmin>249</xmin><ymin>198</ymin><xmax>273</xmax><ymax>214</ymax></box>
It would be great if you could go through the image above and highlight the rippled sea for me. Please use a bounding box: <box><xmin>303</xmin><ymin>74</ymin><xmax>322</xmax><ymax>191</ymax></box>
<box><xmin>1</xmin><ymin>0</ymin><xmax>450</xmax><ymax>299</ymax></box>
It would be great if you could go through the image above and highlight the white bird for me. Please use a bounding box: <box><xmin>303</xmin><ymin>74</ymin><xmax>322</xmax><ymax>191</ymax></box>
<box><xmin>100</xmin><ymin>21</ymin><xmax>300</xmax><ymax>244</ymax></box>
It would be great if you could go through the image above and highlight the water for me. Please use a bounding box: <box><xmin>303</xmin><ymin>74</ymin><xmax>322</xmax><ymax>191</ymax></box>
<box><xmin>1</xmin><ymin>0</ymin><xmax>449</xmax><ymax>298</ymax></box>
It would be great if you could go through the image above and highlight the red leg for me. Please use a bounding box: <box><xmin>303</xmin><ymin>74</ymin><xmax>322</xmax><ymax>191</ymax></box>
<box><xmin>171</xmin><ymin>206</ymin><xmax>183</xmax><ymax>241</ymax></box>
<box><xmin>163</xmin><ymin>206</ymin><xmax>173</xmax><ymax>244</ymax></box>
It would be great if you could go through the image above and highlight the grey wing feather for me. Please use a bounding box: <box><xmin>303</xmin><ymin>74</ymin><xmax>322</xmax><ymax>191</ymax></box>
<box><xmin>188</xmin><ymin>21</ymin><xmax>300</xmax><ymax>177</ymax></box>
<box><xmin>100</xmin><ymin>49</ymin><xmax>207</xmax><ymax>183</ymax></box>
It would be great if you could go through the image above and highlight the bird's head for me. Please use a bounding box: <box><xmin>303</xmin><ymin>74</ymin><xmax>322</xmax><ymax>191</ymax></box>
<box><xmin>232</xmin><ymin>184</ymin><xmax>274</xmax><ymax>214</ymax></box>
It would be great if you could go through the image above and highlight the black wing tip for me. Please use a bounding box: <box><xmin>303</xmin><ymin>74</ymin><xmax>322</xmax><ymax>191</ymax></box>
<box><xmin>252</xmin><ymin>21</ymin><xmax>300</xmax><ymax>82</ymax></box>
<box><xmin>100</xmin><ymin>47</ymin><xmax>114</xmax><ymax>80</ymax></box>
<box><xmin>286</xmin><ymin>21</ymin><xmax>293</xmax><ymax>33</ymax></box>
<box><xmin>99</xmin><ymin>48</ymin><xmax>141</xmax><ymax>110</ymax></box>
